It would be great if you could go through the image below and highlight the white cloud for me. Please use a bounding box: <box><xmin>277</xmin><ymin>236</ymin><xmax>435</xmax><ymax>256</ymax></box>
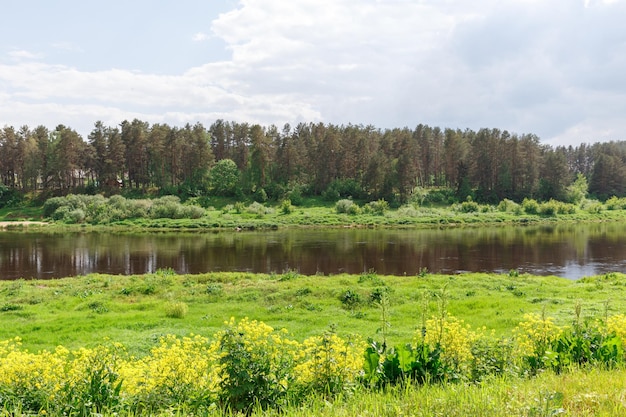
<box><xmin>0</xmin><ymin>0</ymin><xmax>625</xmax><ymax>146</ymax></box>
<box><xmin>585</xmin><ymin>0</ymin><xmax>622</xmax><ymax>7</ymax></box>
<box><xmin>7</xmin><ymin>50</ymin><xmax>42</xmax><ymax>61</ymax></box>
<box><xmin>192</xmin><ymin>32</ymin><xmax>209</xmax><ymax>42</ymax></box>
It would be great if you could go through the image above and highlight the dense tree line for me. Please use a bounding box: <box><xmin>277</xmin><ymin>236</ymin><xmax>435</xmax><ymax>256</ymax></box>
<box><xmin>1</xmin><ymin>120</ymin><xmax>625</xmax><ymax>204</ymax></box>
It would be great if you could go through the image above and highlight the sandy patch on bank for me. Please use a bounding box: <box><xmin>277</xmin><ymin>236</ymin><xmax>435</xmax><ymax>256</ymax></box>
<box><xmin>0</xmin><ymin>221</ymin><xmax>48</xmax><ymax>228</ymax></box>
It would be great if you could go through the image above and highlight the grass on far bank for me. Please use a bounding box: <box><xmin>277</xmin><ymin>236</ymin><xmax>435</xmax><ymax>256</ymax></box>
<box><xmin>1</xmin><ymin>270</ymin><xmax>625</xmax><ymax>355</ymax></box>
<box><xmin>4</xmin><ymin>193</ymin><xmax>626</xmax><ymax>232</ymax></box>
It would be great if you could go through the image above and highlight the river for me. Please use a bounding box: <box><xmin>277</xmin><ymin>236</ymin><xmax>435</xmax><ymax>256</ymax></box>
<box><xmin>0</xmin><ymin>223</ymin><xmax>625</xmax><ymax>280</ymax></box>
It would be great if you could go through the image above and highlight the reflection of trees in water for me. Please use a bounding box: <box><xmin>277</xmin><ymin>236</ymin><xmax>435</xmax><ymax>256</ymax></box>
<box><xmin>0</xmin><ymin>223</ymin><xmax>625</xmax><ymax>280</ymax></box>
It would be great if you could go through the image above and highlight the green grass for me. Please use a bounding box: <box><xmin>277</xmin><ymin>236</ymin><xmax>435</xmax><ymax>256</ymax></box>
<box><xmin>248</xmin><ymin>367</ymin><xmax>626</xmax><ymax>417</ymax></box>
<box><xmin>4</xmin><ymin>195</ymin><xmax>626</xmax><ymax>231</ymax></box>
<box><xmin>2</xmin><ymin>271</ymin><xmax>626</xmax><ymax>416</ymax></box>
<box><xmin>1</xmin><ymin>271</ymin><xmax>625</xmax><ymax>355</ymax></box>
<box><xmin>0</xmin><ymin>205</ymin><xmax>44</xmax><ymax>221</ymax></box>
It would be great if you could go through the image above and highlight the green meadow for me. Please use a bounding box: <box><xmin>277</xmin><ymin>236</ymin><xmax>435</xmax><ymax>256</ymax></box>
<box><xmin>2</xmin><ymin>270</ymin><xmax>626</xmax><ymax>416</ymax></box>
<box><xmin>1</xmin><ymin>270</ymin><xmax>624</xmax><ymax>354</ymax></box>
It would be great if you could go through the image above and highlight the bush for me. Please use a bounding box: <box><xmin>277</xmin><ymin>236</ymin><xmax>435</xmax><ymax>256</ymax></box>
<box><xmin>234</xmin><ymin>201</ymin><xmax>245</xmax><ymax>214</ymax></box>
<box><xmin>43</xmin><ymin>194</ymin><xmax>206</xmax><ymax>223</ymax></box>
<box><xmin>336</xmin><ymin>199</ymin><xmax>360</xmax><ymax>215</ymax></box>
<box><xmin>218</xmin><ymin>318</ymin><xmax>297</xmax><ymax>413</ymax></box>
<box><xmin>294</xmin><ymin>329</ymin><xmax>366</xmax><ymax>396</ymax></box>
<box><xmin>423</xmin><ymin>188</ymin><xmax>456</xmax><ymax>206</ymax></box>
<box><xmin>340</xmin><ymin>289</ymin><xmax>362</xmax><ymax>308</ymax></box>
<box><xmin>459</xmin><ymin>198</ymin><xmax>479</xmax><ymax>213</ymax></box>
<box><xmin>396</xmin><ymin>205</ymin><xmax>421</xmax><ymax>217</ymax></box>
<box><xmin>279</xmin><ymin>199</ymin><xmax>294</xmax><ymax>214</ymax></box>
<box><xmin>584</xmin><ymin>201</ymin><xmax>604</xmax><ymax>214</ymax></box>
<box><xmin>363</xmin><ymin>199</ymin><xmax>389</xmax><ymax>215</ymax></box>
<box><xmin>0</xmin><ymin>185</ymin><xmax>22</xmax><ymax>208</ymax></box>
<box><xmin>44</xmin><ymin>194</ymin><xmax>101</xmax><ymax>220</ymax></box>
<box><xmin>521</xmin><ymin>198</ymin><xmax>540</xmax><ymax>215</ymax></box>
<box><xmin>179</xmin><ymin>205</ymin><xmax>205</xmax><ymax>219</ymax></box>
<box><xmin>247</xmin><ymin>201</ymin><xmax>274</xmax><ymax>216</ymax></box>
<box><xmin>539</xmin><ymin>199</ymin><xmax>558</xmax><ymax>216</ymax></box>
<box><xmin>539</xmin><ymin>199</ymin><xmax>576</xmax><ymax>216</ymax></box>
<box><xmin>65</xmin><ymin>209</ymin><xmax>86</xmax><ymax>224</ymax></box>
<box><xmin>287</xmin><ymin>186</ymin><xmax>304</xmax><ymax>206</ymax></box>
<box><xmin>497</xmin><ymin>199</ymin><xmax>519</xmax><ymax>213</ymax></box>
<box><xmin>149</xmin><ymin>196</ymin><xmax>183</xmax><ymax>219</ymax></box>
<box><xmin>43</xmin><ymin>196</ymin><xmax>67</xmax><ymax>218</ymax></box>
<box><xmin>605</xmin><ymin>196</ymin><xmax>626</xmax><ymax>210</ymax></box>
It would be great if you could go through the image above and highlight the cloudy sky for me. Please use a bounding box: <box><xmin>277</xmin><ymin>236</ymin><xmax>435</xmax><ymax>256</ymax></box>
<box><xmin>1</xmin><ymin>0</ymin><xmax>625</xmax><ymax>147</ymax></box>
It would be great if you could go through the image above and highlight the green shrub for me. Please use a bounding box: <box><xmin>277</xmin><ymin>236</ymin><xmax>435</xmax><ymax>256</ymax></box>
<box><xmin>179</xmin><ymin>205</ymin><xmax>205</xmax><ymax>219</ymax></box>
<box><xmin>418</xmin><ymin>188</ymin><xmax>455</xmax><ymax>206</ymax></box>
<box><xmin>459</xmin><ymin>199</ymin><xmax>479</xmax><ymax>213</ymax></box>
<box><xmin>66</xmin><ymin>209</ymin><xmax>86</xmax><ymax>224</ymax></box>
<box><xmin>247</xmin><ymin>201</ymin><xmax>273</xmax><ymax>216</ymax></box>
<box><xmin>539</xmin><ymin>199</ymin><xmax>558</xmax><ymax>216</ymax></box>
<box><xmin>585</xmin><ymin>201</ymin><xmax>604</xmax><ymax>214</ymax></box>
<box><xmin>279</xmin><ymin>199</ymin><xmax>294</xmax><ymax>214</ymax></box>
<box><xmin>340</xmin><ymin>289</ymin><xmax>362</xmax><ymax>308</ymax></box>
<box><xmin>605</xmin><ymin>196</ymin><xmax>626</xmax><ymax>210</ymax></box>
<box><xmin>336</xmin><ymin>199</ymin><xmax>360</xmax><ymax>215</ymax></box>
<box><xmin>363</xmin><ymin>342</ymin><xmax>448</xmax><ymax>386</ymax></box>
<box><xmin>363</xmin><ymin>199</ymin><xmax>389</xmax><ymax>215</ymax></box>
<box><xmin>149</xmin><ymin>196</ymin><xmax>183</xmax><ymax>219</ymax></box>
<box><xmin>397</xmin><ymin>205</ymin><xmax>421</xmax><ymax>217</ymax></box>
<box><xmin>234</xmin><ymin>201</ymin><xmax>245</xmax><ymax>214</ymax></box>
<box><xmin>287</xmin><ymin>186</ymin><xmax>304</xmax><ymax>206</ymax></box>
<box><xmin>43</xmin><ymin>196</ymin><xmax>67</xmax><ymax>218</ymax></box>
<box><xmin>358</xmin><ymin>271</ymin><xmax>384</xmax><ymax>286</ymax></box>
<box><xmin>218</xmin><ymin>318</ymin><xmax>296</xmax><ymax>413</ymax></box>
<box><xmin>522</xmin><ymin>198</ymin><xmax>540</xmax><ymax>215</ymax></box>
<box><xmin>59</xmin><ymin>345</ymin><xmax>124</xmax><ymax>416</ymax></box>
<box><xmin>468</xmin><ymin>337</ymin><xmax>516</xmax><ymax>382</ymax></box>
<box><xmin>43</xmin><ymin>194</ymin><xmax>205</xmax><ymax>223</ymax></box>
<box><xmin>206</xmin><ymin>283</ymin><xmax>224</xmax><ymax>297</ymax></box>
<box><xmin>539</xmin><ymin>199</ymin><xmax>576</xmax><ymax>216</ymax></box>
<box><xmin>165</xmin><ymin>302</ymin><xmax>188</xmax><ymax>319</ymax></box>
<box><xmin>497</xmin><ymin>199</ymin><xmax>519</xmax><ymax>213</ymax></box>
<box><xmin>369</xmin><ymin>287</ymin><xmax>390</xmax><ymax>304</ymax></box>
<box><xmin>0</xmin><ymin>184</ymin><xmax>23</xmax><ymax>207</ymax></box>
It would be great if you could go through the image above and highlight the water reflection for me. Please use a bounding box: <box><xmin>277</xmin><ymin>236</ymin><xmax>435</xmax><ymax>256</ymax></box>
<box><xmin>0</xmin><ymin>223</ymin><xmax>625</xmax><ymax>280</ymax></box>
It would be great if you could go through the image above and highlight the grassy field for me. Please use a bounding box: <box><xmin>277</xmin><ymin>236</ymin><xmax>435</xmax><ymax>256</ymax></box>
<box><xmin>1</xmin><ymin>270</ymin><xmax>624</xmax><ymax>354</ymax></box>
<box><xmin>2</xmin><ymin>271</ymin><xmax>626</xmax><ymax>416</ymax></box>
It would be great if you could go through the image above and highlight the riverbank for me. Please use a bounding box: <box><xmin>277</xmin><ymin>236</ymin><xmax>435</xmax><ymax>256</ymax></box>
<box><xmin>1</xmin><ymin>271</ymin><xmax>626</xmax><ymax>416</ymax></box>
<box><xmin>0</xmin><ymin>220</ymin><xmax>48</xmax><ymax>228</ymax></box>
<box><xmin>3</xmin><ymin>194</ymin><xmax>626</xmax><ymax>232</ymax></box>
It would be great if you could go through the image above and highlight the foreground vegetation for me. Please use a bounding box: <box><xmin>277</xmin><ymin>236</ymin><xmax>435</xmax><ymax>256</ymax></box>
<box><xmin>1</xmin><ymin>271</ymin><xmax>626</xmax><ymax>415</ymax></box>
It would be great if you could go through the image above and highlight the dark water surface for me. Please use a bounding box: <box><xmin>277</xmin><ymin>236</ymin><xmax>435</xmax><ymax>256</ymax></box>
<box><xmin>1</xmin><ymin>223</ymin><xmax>626</xmax><ymax>280</ymax></box>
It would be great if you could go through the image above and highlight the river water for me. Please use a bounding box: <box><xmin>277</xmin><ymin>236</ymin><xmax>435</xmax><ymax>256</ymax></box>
<box><xmin>1</xmin><ymin>223</ymin><xmax>625</xmax><ymax>280</ymax></box>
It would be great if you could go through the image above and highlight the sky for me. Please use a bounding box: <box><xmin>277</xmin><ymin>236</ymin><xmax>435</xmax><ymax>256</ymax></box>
<box><xmin>1</xmin><ymin>0</ymin><xmax>625</xmax><ymax>147</ymax></box>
